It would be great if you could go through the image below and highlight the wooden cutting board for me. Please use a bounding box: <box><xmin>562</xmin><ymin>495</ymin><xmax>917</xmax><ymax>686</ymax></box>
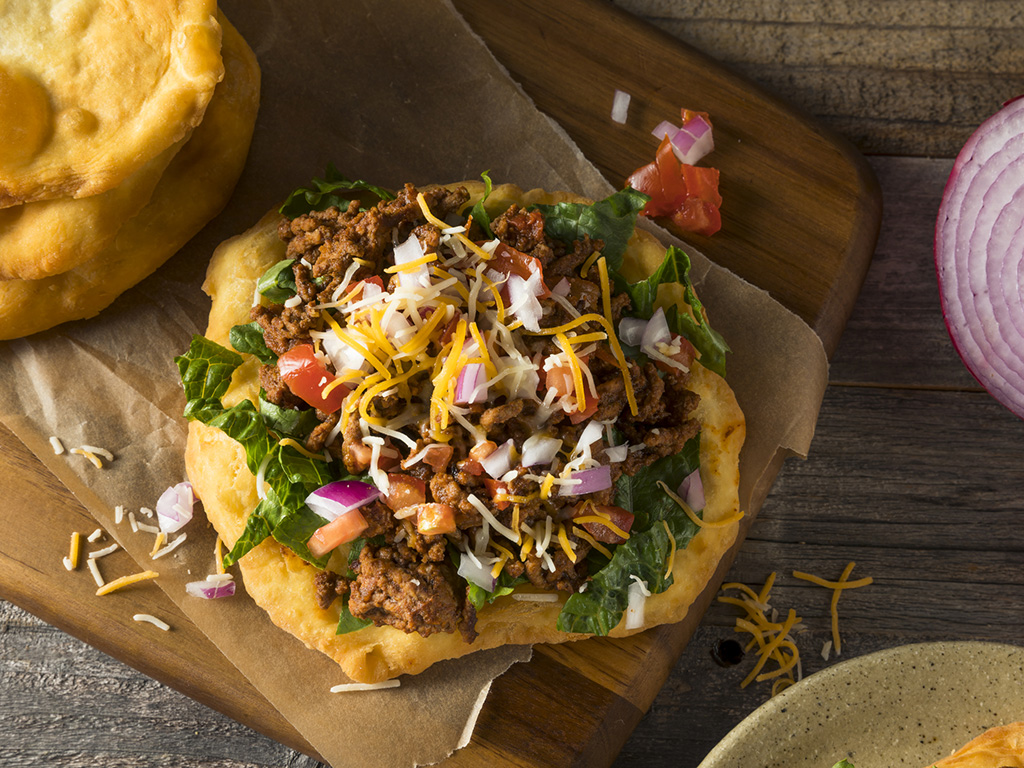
<box><xmin>0</xmin><ymin>1</ymin><xmax>880</xmax><ymax>765</ymax></box>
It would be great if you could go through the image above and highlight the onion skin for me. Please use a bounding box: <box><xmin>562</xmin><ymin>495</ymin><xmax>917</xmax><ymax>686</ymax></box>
<box><xmin>936</xmin><ymin>95</ymin><xmax>1024</xmax><ymax>418</ymax></box>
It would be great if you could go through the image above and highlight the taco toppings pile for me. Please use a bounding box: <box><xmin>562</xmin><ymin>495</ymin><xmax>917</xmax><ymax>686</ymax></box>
<box><xmin>176</xmin><ymin>172</ymin><xmax>744</xmax><ymax>681</ymax></box>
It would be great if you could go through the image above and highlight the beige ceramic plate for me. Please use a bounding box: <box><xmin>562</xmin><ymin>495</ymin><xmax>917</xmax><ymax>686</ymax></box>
<box><xmin>698</xmin><ymin>641</ymin><xmax>1024</xmax><ymax>768</ymax></box>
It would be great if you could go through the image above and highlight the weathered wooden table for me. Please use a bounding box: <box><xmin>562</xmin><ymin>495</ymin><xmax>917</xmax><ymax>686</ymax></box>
<box><xmin>3</xmin><ymin>2</ymin><xmax>1024</xmax><ymax>766</ymax></box>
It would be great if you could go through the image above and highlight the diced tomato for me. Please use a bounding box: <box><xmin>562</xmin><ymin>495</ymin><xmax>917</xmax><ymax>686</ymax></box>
<box><xmin>653</xmin><ymin>334</ymin><xmax>698</xmax><ymax>375</ymax></box>
<box><xmin>384</xmin><ymin>473</ymin><xmax>426</xmax><ymax>512</ymax></box>
<box><xmin>277</xmin><ymin>343</ymin><xmax>350</xmax><ymax>413</ymax></box>
<box><xmin>420</xmin><ymin>444</ymin><xmax>453</xmax><ymax>472</ymax></box>
<box><xmin>414</xmin><ymin>503</ymin><xmax>457</xmax><ymax>536</ymax></box>
<box><xmin>459</xmin><ymin>458</ymin><xmax>486</xmax><ymax>477</ymax></box>
<box><xmin>573</xmin><ymin>503</ymin><xmax>634</xmax><ymax>545</ymax></box>
<box><xmin>627</xmin><ymin>136</ymin><xmax>722</xmax><ymax>236</ymax></box>
<box><xmin>483</xmin><ymin>478</ymin><xmax>510</xmax><ymax>510</ymax></box>
<box><xmin>308</xmin><ymin>510</ymin><xmax>368</xmax><ymax>558</ymax></box>
<box><xmin>487</xmin><ymin>243</ymin><xmax>551</xmax><ymax>300</ymax></box>
<box><xmin>544</xmin><ymin>365</ymin><xmax>575</xmax><ymax>398</ymax></box>
<box><xmin>569</xmin><ymin>395</ymin><xmax>600</xmax><ymax>424</ymax></box>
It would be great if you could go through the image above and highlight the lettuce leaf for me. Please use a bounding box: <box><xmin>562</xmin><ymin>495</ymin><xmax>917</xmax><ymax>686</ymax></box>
<box><xmin>469</xmin><ymin>170</ymin><xmax>495</xmax><ymax>239</ymax></box>
<box><xmin>556</xmin><ymin>435</ymin><xmax>702</xmax><ymax>635</ymax></box>
<box><xmin>616</xmin><ymin>245</ymin><xmax>730</xmax><ymax>377</ymax></box>
<box><xmin>279</xmin><ymin>164</ymin><xmax>395</xmax><ymax>218</ymax></box>
<box><xmin>256</xmin><ymin>259</ymin><xmax>298</xmax><ymax>304</ymax></box>
<box><xmin>534</xmin><ymin>187</ymin><xmax>649</xmax><ymax>271</ymax></box>
<box><xmin>229</xmin><ymin>322</ymin><xmax>277</xmax><ymax>365</ymax></box>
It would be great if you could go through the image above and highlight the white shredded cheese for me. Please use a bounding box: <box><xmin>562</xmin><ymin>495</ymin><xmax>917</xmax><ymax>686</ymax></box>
<box><xmin>87</xmin><ymin>529</ymin><xmax>104</xmax><ymax>543</ymax></box>
<box><xmin>611</xmin><ymin>89</ymin><xmax>631</xmax><ymax>124</ymax></box>
<box><xmin>86</xmin><ymin>558</ymin><xmax>104</xmax><ymax>588</ymax></box>
<box><xmin>511</xmin><ymin>593</ymin><xmax>560</xmax><ymax>603</ymax></box>
<box><xmin>133</xmin><ymin>614</ymin><xmax>171</xmax><ymax>631</ymax></box>
<box><xmin>88</xmin><ymin>543</ymin><xmax>119</xmax><ymax>559</ymax></box>
<box><xmin>114</xmin><ymin>505</ymin><xmax>125</xmax><ymax>525</ymax></box>
<box><xmin>62</xmin><ymin>557</ymin><xmax>74</xmax><ymax>571</ymax></box>
<box><xmin>329</xmin><ymin>680</ymin><xmax>401</xmax><ymax>693</ymax></box>
<box><xmin>49</xmin><ymin>436</ymin><xmax>65</xmax><ymax>455</ymax></box>
<box><xmin>151</xmin><ymin>533</ymin><xmax>187</xmax><ymax>560</ymax></box>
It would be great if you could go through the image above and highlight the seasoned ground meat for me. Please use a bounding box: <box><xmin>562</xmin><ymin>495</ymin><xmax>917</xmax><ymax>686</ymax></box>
<box><xmin>349</xmin><ymin>542</ymin><xmax>477</xmax><ymax>642</ymax></box>
<box><xmin>259</xmin><ymin>363</ymin><xmax>304</xmax><ymax>410</ymax></box>
<box><xmin>313</xmin><ymin>569</ymin><xmax>349</xmax><ymax>611</ymax></box>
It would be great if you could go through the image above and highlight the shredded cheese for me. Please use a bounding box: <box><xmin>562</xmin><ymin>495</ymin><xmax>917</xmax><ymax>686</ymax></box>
<box><xmin>656</xmin><ymin>480</ymin><xmax>745</xmax><ymax>528</ymax></box>
<box><xmin>50</xmin><ymin>436</ymin><xmax>65</xmax><ymax>455</ymax></box>
<box><xmin>95</xmin><ymin>570</ymin><xmax>160</xmax><ymax>596</ymax></box>
<box><xmin>133</xmin><ymin>614</ymin><xmax>171</xmax><ymax>631</ymax></box>
<box><xmin>68</xmin><ymin>531</ymin><xmax>81</xmax><ymax>570</ymax></box>
<box><xmin>792</xmin><ymin>562</ymin><xmax>872</xmax><ymax>656</ymax></box>
<box><xmin>330</xmin><ymin>680</ymin><xmax>401</xmax><ymax>693</ymax></box>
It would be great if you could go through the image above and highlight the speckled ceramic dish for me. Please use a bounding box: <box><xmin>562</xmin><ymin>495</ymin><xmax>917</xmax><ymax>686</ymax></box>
<box><xmin>697</xmin><ymin>641</ymin><xmax>1024</xmax><ymax>768</ymax></box>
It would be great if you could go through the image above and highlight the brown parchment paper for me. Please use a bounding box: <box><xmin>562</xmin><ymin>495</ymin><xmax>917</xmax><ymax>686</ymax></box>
<box><xmin>0</xmin><ymin>1</ymin><xmax>828</xmax><ymax>766</ymax></box>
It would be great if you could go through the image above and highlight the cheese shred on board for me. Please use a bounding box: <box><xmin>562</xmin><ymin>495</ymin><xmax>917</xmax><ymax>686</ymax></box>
<box><xmin>177</xmin><ymin>176</ymin><xmax>741</xmax><ymax>661</ymax></box>
<box><xmin>792</xmin><ymin>561</ymin><xmax>873</xmax><ymax>656</ymax></box>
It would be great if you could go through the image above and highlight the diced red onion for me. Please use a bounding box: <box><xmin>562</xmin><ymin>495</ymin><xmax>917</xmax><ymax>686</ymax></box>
<box><xmin>305</xmin><ymin>480</ymin><xmax>381</xmax><ymax>522</ymax></box>
<box><xmin>670</xmin><ymin>113</ymin><xmax>715</xmax><ymax>165</ymax></box>
<box><xmin>480</xmin><ymin>439</ymin><xmax>514</xmax><ymax>479</ymax></box>
<box><xmin>611</xmin><ymin>89</ymin><xmax>631</xmax><ymax>124</ymax></box>
<box><xmin>652</xmin><ymin>120</ymin><xmax>677</xmax><ymax>141</ymax></box>
<box><xmin>455</xmin><ymin>362</ymin><xmax>488</xmax><ymax>404</ymax></box>
<box><xmin>521</xmin><ymin>434</ymin><xmax>562</xmax><ymax>467</ymax></box>
<box><xmin>552</xmin><ymin>277</ymin><xmax>571</xmax><ymax>297</ymax></box>
<box><xmin>678</xmin><ymin>468</ymin><xmax>705</xmax><ymax>511</ymax></box>
<box><xmin>604</xmin><ymin>445</ymin><xmax>628</xmax><ymax>463</ymax></box>
<box><xmin>457</xmin><ymin>552</ymin><xmax>496</xmax><ymax>592</ymax></box>
<box><xmin>640</xmin><ymin>306</ymin><xmax>671</xmax><ymax>351</ymax></box>
<box><xmin>393</xmin><ymin>234</ymin><xmax>430</xmax><ymax>289</ymax></box>
<box><xmin>321</xmin><ymin>331</ymin><xmax>368</xmax><ymax>374</ymax></box>
<box><xmin>936</xmin><ymin>95</ymin><xmax>1024</xmax><ymax>419</ymax></box>
<box><xmin>618</xmin><ymin>316</ymin><xmax>648</xmax><ymax>346</ymax></box>
<box><xmin>625</xmin><ymin>577</ymin><xmax>648</xmax><ymax>629</ymax></box>
<box><xmin>156</xmin><ymin>481</ymin><xmax>194</xmax><ymax>534</ymax></box>
<box><xmin>185</xmin><ymin>580</ymin><xmax>236</xmax><ymax>599</ymax></box>
<box><xmin>559</xmin><ymin>464</ymin><xmax>613</xmax><ymax>496</ymax></box>
<box><xmin>507</xmin><ymin>273</ymin><xmax>544</xmax><ymax>332</ymax></box>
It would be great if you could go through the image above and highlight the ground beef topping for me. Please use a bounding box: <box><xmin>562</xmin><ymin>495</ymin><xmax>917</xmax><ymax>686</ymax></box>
<box><xmin>248</xmin><ymin>182</ymin><xmax>709</xmax><ymax>643</ymax></box>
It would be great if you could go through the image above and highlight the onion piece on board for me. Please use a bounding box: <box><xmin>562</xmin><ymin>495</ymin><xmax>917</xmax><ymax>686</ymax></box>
<box><xmin>936</xmin><ymin>95</ymin><xmax>1024</xmax><ymax>418</ymax></box>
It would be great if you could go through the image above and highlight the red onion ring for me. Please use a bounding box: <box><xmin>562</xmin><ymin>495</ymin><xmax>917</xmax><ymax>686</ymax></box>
<box><xmin>936</xmin><ymin>95</ymin><xmax>1024</xmax><ymax>417</ymax></box>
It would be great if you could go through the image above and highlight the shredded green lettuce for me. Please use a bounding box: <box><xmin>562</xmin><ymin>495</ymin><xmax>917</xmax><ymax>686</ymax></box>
<box><xmin>468</xmin><ymin>170</ymin><xmax>495</xmax><ymax>239</ymax></box>
<box><xmin>278</xmin><ymin>164</ymin><xmax>395</xmax><ymax>218</ymax></box>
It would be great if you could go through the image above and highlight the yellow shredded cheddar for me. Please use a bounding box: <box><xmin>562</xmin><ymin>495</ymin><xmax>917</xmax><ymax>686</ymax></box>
<box><xmin>96</xmin><ymin>570</ymin><xmax>160</xmax><ymax>596</ymax></box>
<box><xmin>793</xmin><ymin>562</ymin><xmax>872</xmax><ymax>656</ymax></box>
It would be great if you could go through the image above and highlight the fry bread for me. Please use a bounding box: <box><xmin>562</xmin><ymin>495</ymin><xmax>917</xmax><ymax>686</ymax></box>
<box><xmin>0</xmin><ymin>15</ymin><xmax>259</xmax><ymax>341</ymax></box>
<box><xmin>185</xmin><ymin>184</ymin><xmax>745</xmax><ymax>683</ymax></box>
<box><xmin>928</xmin><ymin>722</ymin><xmax>1024</xmax><ymax>768</ymax></box>
<box><xmin>0</xmin><ymin>0</ymin><xmax>223</xmax><ymax>207</ymax></box>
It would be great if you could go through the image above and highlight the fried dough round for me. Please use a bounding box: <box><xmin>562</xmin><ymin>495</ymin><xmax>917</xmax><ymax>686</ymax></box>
<box><xmin>0</xmin><ymin>15</ymin><xmax>259</xmax><ymax>341</ymax></box>
<box><xmin>929</xmin><ymin>722</ymin><xmax>1024</xmax><ymax>767</ymax></box>
<box><xmin>0</xmin><ymin>0</ymin><xmax>223</xmax><ymax>207</ymax></box>
<box><xmin>185</xmin><ymin>184</ymin><xmax>746</xmax><ymax>683</ymax></box>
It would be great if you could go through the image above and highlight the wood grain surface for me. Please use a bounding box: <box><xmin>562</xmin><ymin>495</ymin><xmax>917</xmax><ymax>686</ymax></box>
<box><xmin>4</xmin><ymin>1</ymin><xmax>1022</xmax><ymax>767</ymax></box>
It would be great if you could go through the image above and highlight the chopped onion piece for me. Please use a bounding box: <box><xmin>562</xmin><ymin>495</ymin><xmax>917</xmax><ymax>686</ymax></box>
<box><xmin>507</xmin><ymin>273</ymin><xmax>544</xmax><ymax>332</ymax></box>
<box><xmin>186</xmin><ymin>579</ymin><xmax>236</xmax><ymax>599</ymax></box>
<box><xmin>521</xmin><ymin>434</ymin><xmax>562</xmax><ymax>467</ymax></box>
<box><xmin>457</xmin><ymin>551</ymin><xmax>496</xmax><ymax>592</ymax></box>
<box><xmin>611</xmin><ymin>89</ymin><xmax>631</xmax><ymax>124</ymax></box>
<box><xmin>618</xmin><ymin>316</ymin><xmax>647</xmax><ymax>346</ymax></box>
<box><xmin>640</xmin><ymin>306</ymin><xmax>671</xmax><ymax>351</ymax></box>
<box><xmin>480</xmin><ymin>439</ymin><xmax>515</xmax><ymax>479</ymax></box>
<box><xmin>604</xmin><ymin>445</ymin><xmax>629</xmax><ymax>463</ymax></box>
<box><xmin>455</xmin><ymin>362</ymin><xmax>488</xmax><ymax>404</ymax></box>
<box><xmin>559</xmin><ymin>465</ymin><xmax>612</xmax><ymax>496</ymax></box>
<box><xmin>625</xmin><ymin>577</ymin><xmax>648</xmax><ymax>629</ymax></box>
<box><xmin>652</xmin><ymin>120</ymin><xmax>677</xmax><ymax>141</ymax></box>
<box><xmin>552</xmin><ymin>277</ymin><xmax>571</xmax><ymax>297</ymax></box>
<box><xmin>393</xmin><ymin>234</ymin><xmax>430</xmax><ymax>289</ymax></box>
<box><xmin>156</xmin><ymin>482</ymin><xmax>194</xmax><ymax>534</ymax></box>
<box><xmin>305</xmin><ymin>480</ymin><xmax>381</xmax><ymax>522</ymax></box>
<box><xmin>670</xmin><ymin>117</ymin><xmax>715</xmax><ymax>165</ymax></box>
<box><xmin>678</xmin><ymin>468</ymin><xmax>705</xmax><ymax>511</ymax></box>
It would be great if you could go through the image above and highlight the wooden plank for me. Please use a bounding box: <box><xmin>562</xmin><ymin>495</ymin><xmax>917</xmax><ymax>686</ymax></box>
<box><xmin>453</xmin><ymin>0</ymin><xmax>880</xmax><ymax>356</ymax></box>
<box><xmin>0</xmin><ymin>1</ymin><xmax>880</xmax><ymax>766</ymax></box>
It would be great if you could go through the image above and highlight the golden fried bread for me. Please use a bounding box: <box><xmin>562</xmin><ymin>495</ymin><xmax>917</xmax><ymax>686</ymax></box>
<box><xmin>0</xmin><ymin>15</ymin><xmax>259</xmax><ymax>340</ymax></box>
<box><xmin>185</xmin><ymin>183</ymin><xmax>745</xmax><ymax>682</ymax></box>
<box><xmin>0</xmin><ymin>0</ymin><xmax>223</xmax><ymax>207</ymax></box>
<box><xmin>929</xmin><ymin>722</ymin><xmax>1024</xmax><ymax>768</ymax></box>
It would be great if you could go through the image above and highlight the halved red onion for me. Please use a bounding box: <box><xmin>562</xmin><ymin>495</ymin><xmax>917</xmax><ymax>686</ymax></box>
<box><xmin>156</xmin><ymin>481</ymin><xmax>194</xmax><ymax>534</ymax></box>
<box><xmin>678</xmin><ymin>468</ymin><xmax>705</xmax><ymax>511</ymax></box>
<box><xmin>640</xmin><ymin>306</ymin><xmax>671</xmax><ymax>351</ymax></box>
<box><xmin>936</xmin><ymin>95</ymin><xmax>1024</xmax><ymax>418</ymax></box>
<box><xmin>618</xmin><ymin>316</ymin><xmax>647</xmax><ymax>346</ymax></box>
<box><xmin>559</xmin><ymin>464</ymin><xmax>613</xmax><ymax>496</ymax></box>
<box><xmin>457</xmin><ymin>552</ymin><xmax>496</xmax><ymax>592</ymax></box>
<box><xmin>480</xmin><ymin>439</ymin><xmax>515</xmax><ymax>479</ymax></box>
<box><xmin>185</xmin><ymin>579</ymin><xmax>236</xmax><ymax>599</ymax></box>
<box><xmin>305</xmin><ymin>480</ymin><xmax>381</xmax><ymax>522</ymax></box>
<box><xmin>611</xmin><ymin>89</ymin><xmax>631</xmax><ymax>124</ymax></box>
<box><xmin>521</xmin><ymin>434</ymin><xmax>562</xmax><ymax>467</ymax></box>
<box><xmin>455</xmin><ymin>362</ymin><xmax>488</xmax><ymax>404</ymax></box>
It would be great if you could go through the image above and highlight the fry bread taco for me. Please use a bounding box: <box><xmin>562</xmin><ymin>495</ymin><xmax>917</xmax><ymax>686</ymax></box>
<box><xmin>928</xmin><ymin>722</ymin><xmax>1024</xmax><ymax>767</ymax></box>
<box><xmin>178</xmin><ymin>174</ymin><xmax>745</xmax><ymax>683</ymax></box>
